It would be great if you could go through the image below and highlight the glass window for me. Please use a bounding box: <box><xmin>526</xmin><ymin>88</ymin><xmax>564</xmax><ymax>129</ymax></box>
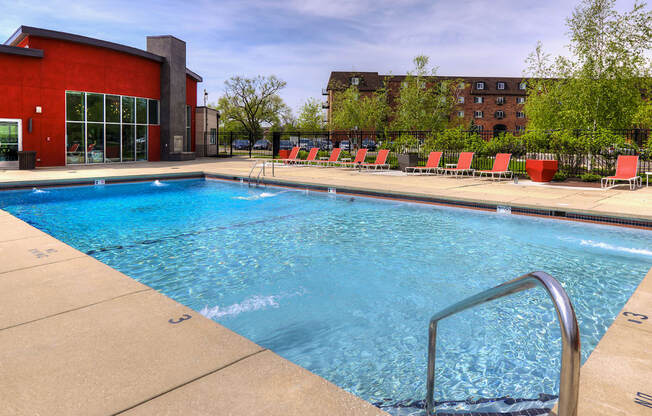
<box><xmin>474</xmin><ymin>111</ymin><xmax>483</xmax><ymax>118</ymax></box>
<box><xmin>87</xmin><ymin>123</ymin><xmax>104</xmax><ymax>163</ymax></box>
<box><xmin>497</xmin><ymin>82</ymin><xmax>505</xmax><ymax>90</ymax></box>
<box><xmin>351</xmin><ymin>77</ymin><xmax>360</xmax><ymax>86</ymax></box>
<box><xmin>148</xmin><ymin>100</ymin><xmax>159</xmax><ymax>124</ymax></box>
<box><xmin>458</xmin><ymin>96</ymin><xmax>465</xmax><ymax>104</ymax></box>
<box><xmin>122</xmin><ymin>96</ymin><xmax>135</xmax><ymax>124</ymax></box>
<box><xmin>106</xmin><ymin>124</ymin><xmax>121</xmax><ymax>162</ymax></box>
<box><xmin>517</xmin><ymin>97</ymin><xmax>525</xmax><ymax>104</ymax></box>
<box><xmin>66</xmin><ymin>92</ymin><xmax>85</xmax><ymax>121</ymax></box>
<box><xmin>66</xmin><ymin>123</ymin><xmax>85</xmax><ymax>164</ymax></box>
<box><xmin>87</xmin><ymin>93</ymin><xmax>104</xmax><ymax>122</ymax></box>
<box><xmin>517</xmin><ymin>111</ymin><xmax>525</xmax><ymax>118</ymax></box>
<box><xmin>209</xmin><ymin>128</ymin><xmax>217</xmax><ymax>145</ymax></box>
<box><xmin>476</xmin><ymin>82</ymin><xmax>485</xmax><ymax>90</ymax></box>
<box><xmin>519</xmin><ymin>82</ymin><xmax>527</xmax><ymax>90</ymax></box>
<box><xmin>473</xmin><ymin>96</ymin><xmax>483</xmax><ymax>104</ymax></box>
<box><xmin>136</xmin><ymin>125</ymin><xmax>147</xmax><ymax>161</ymax></box>
<box><xmin>136</xmin><ymin>98</ymin><xmax>147</xmax><ymax>124</ymax></box>
<box><xmin>496</xmin><ymin>97</ymin><xmax>505</xmax><ymax>104</ymax></box>
<box><xmin>122</xmin><ymin>124</ymin><xmax>135</xmax><ymax>161</ymax></box>
<box><xmin>495</xmin><ymin>111</ymin><xmax>505</xmax><ymax>118</ymax></box>
<box><xmin>457</xmin><ymin>111</ymin><xmax>464</xmax><ymax>117</ymax></box>
<box><xmin>106</xmin><ymin>95</ymin><xmax>121</xmax><ymax>123</ymax></box>
<box><xmin>0</xmin><ymin>121</ymin><xmax>19</xmax><ymax>162</ymax></box>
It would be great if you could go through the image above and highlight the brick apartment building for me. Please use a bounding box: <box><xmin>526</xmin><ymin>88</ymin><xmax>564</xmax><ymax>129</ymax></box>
<box><xmin>324</xmin><ymin>72</ymin><xmax>529</xmax><ymax>135</ymax></box>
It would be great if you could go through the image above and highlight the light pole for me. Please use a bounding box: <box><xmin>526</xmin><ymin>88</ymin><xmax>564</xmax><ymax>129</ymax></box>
<box><xmin>203</xmin><ymin>89</ymin><xmax>208</xmax><ymax>157</ymax></box>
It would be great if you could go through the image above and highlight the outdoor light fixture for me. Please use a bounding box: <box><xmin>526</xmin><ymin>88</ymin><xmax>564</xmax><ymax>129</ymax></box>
<box><xmin>35</xmin><ymin>106</ymin><xmax>42</xmax><ymax>113</ymax></box>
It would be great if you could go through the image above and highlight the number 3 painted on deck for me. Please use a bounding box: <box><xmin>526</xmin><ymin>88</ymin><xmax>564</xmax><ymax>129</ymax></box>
<box><xmin>169</xmin><ymin>314</ymin><xmax>192</xmax><ymax>324</ymax></box>
<box><xmin>623</xmin><ymin>312</ymin><xmax>648</xmax><ymax>324</ymax></box>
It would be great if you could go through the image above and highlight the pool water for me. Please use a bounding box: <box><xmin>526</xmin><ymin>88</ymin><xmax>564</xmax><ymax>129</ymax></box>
<box><xmin>2</xmin><ymin>179</ymin><xmax>650</xmax><ymax>414</ymax></box>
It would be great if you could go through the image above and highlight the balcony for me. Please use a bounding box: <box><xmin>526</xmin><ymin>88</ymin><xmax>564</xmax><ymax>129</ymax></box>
<box><xmin>322</xmin><ymin>101</ymin><xmax>329</xmax><ymax>109</ymax></box>
<box><xmin>322</xmin><ymin>88</ymin><xmax>328</xmax><ymax>95</ymax></box>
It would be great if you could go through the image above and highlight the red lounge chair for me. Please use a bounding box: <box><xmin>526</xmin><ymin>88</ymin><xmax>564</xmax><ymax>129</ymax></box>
<box><xmin>313</xmin><ymin>148</ymin><xmax>342</xmax><ymax>167</ymax></box>
<box><xmin>442</xmin><ymin>152</ymin><xmax>475</xmax><ymax>176</ymax></box>
<box><xmin>280</xmin><ymin>146</ymin><xmax>300</xmax><ymax>164</ymax></box>
<box><xmin>68</xmin><ymin>143</ymin><xmax>79</xmax><ymax>153</ymax></box>
<box><xmin>338</xmin><ymin>148</ymin><xmax>368</xmax><ymax>168</ymax></box>
<box><xmin>601</xmin><ymin>155</ymin><xmax>641</xmax><ymax>190</ymax></box>
<box><xmin>360</xmin><ymin>149</ymin><xmax>390</xmax><ymax>170</ymax></box>
<box><xmin>405</xmin><ymin>151</ymin><xmax>442</xmax><ymax>175</ymax></box>
<box><xmin>475</xmin><ymin>153</ymin><xmax>513</xmax><ymax>180</ymax></box>
<box><xmin>299</xmin><ymin>147</ymin><xmax>319</xmax><ymax>166</ymax></box>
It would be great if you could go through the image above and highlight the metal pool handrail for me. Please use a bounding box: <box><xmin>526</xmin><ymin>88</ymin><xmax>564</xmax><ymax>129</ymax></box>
<box><xmin>426</xmin><ymin>271</ymin><xmax>580</xmax><ymax>416</ymax></box>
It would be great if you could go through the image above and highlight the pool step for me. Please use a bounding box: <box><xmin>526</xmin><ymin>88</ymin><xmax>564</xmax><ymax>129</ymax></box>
<box><xmin>374</xmin><ymin>394</ymin><xmax>557</xmax><ymax>416</ymax></box>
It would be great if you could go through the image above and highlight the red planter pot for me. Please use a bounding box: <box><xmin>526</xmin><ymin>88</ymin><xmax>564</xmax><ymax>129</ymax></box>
<box><xmin>526</xmin><ymin>159</ymin><xmax>558</xmax><ymax>182</ymax></box>
<box><xmin>278</xmin><ymin>150</ymin><xmax>290</xmax><ymax>159</ymax></box>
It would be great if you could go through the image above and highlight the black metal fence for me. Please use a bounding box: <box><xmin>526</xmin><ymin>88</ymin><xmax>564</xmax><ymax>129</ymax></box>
<box><xmin>217</xmin><ymin>129</ymin><xmax>651</xmax><ymax>177</ymax></box>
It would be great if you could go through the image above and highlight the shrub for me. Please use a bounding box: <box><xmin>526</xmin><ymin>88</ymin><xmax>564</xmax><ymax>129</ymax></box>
<box><xmin>483</xmin><ymin>132</ymin><xmax>527</xmax><ymax>157</ymax></box>
<box><xmin>423</xmin><ymin>127</ymin><xmax>483</xmax><ymax>153</ymax></box>
<box><xmin>552</xmin><ymin>171</ymin><xmax>569</xmax><ymax>181</ymax></box>
<box><xmin>580</xmin><ymin>173</ymin><xmax>602</xmax><ymax>182</ymax></box>
<box><xmin>297</xmin><ymin>150</ymin><xmax>308</xmax><ymax>159</ymax></box>
<box><xmin>389</xmin><ymin>133</ymin><xmax>420</xmax><ymax>153</ymax></box>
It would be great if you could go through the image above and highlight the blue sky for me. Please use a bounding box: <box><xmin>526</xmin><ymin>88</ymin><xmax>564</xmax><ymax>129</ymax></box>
<box><xmin>0</xmin><ymin>0</ymin><xmax>642</xmax><ymax>113</ymax></box>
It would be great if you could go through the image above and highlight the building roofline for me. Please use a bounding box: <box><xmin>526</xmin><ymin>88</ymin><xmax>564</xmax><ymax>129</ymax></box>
<box><xmin>5</xmin><ymin>25</ymin><xmax>165</xmax><ymax>63</ymax></box>
<box><xmin>0</xmin><ymin>44</ymin><xmax>43</xmax><ymax>58</ymax></box>
<box><xmin>186</xmin><ymin>68</ymin><xmax>203</xmax><ymax>82</ymax></box>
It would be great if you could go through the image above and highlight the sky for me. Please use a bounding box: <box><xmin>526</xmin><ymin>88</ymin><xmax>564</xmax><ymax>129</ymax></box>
<box><xmin>0</xmin><ymin>0</ymin><xmax>644</xmax><ymax>113</ymax></box>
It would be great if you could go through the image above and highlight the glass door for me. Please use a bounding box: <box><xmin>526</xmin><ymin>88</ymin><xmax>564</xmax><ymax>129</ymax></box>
<box><xmin>0</xmin><ymin>119</ymin><xmax>21</xmax><ymax>167</ymax></box>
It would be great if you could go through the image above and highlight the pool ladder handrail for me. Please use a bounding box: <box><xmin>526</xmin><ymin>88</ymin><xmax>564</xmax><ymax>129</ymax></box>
<box><xmin>426</xmin><ymin>271</ymin><xmax>580</xmax><ymax>416</ymax></box>
<box><xmin>247</xmin><ymin>161</ymin><xmax>266</xmax><ymax>187</ymax></box>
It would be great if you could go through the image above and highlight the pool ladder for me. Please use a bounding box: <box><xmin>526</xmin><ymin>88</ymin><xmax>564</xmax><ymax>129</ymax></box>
<box><xmin>247</xmin><ymin>161</ymin><xmax>266</xmax><ymax>187</ymax></box>
<box><xmin>425</xmin><ymin>271</ymin><xmax>581</xmax><ymax>416</ymax></box>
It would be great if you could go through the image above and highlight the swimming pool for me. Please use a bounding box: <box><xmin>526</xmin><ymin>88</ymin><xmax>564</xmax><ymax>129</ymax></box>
<box><xmin>1</xmin><ymin>179</ymin><xmax>650</xmax><ymax>415</ymax></box>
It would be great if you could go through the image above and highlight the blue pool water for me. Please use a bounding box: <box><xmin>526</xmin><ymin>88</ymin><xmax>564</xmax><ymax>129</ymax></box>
<box><xmin>1</xmin><ymin>179</ymin><xmax>650</xmax><ymax>414</ymax></box>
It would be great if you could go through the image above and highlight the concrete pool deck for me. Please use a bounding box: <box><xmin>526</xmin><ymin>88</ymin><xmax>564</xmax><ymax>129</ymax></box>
<box><xmin>1</xmin><ymin>158</ymin><xmax>651</xmax><ymax>415</ymax></box>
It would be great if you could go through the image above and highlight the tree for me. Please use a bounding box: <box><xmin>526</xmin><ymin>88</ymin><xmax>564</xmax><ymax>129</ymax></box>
<box><xmin>329</xmin><ymin>83</ymin><xmax>389</xmax><ymax>131</ymax></box>
<box><xmin>524</xmin><ymin>0</ymin><xmax>652</xmax><ymax>131</ymax></box>
<box><xmin>217</xmin><ymin>75</ymin><xmax>291</xmax><ymax>135</ymax></box>
<box><xmin>391</xmin><ymin>55</ymin><xmax>459</xmax><ymax>131</ymax></box>
<box><xmin>296</xmin><ymin>98</ymin><xmax>324</xmax><ymax>131</ymax></box>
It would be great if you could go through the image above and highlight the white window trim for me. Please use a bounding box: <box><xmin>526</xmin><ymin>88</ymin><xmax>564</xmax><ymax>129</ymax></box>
<box><xmin>458</xmin><ymin>96</ymin><xmax>465</xmax><ymax>103</ymax></box>
<box><xmin>0</xmin><ymin>118</ymin><xmax>22</xmax><ymax>167</ymax></box>
<box><xmin>474</xmin><ymin>111</ymin><xmax>483</xmax><ymax>118</ymax></box>
<box><xmin>497</xmin><ymin>82</ymin><xmax>505</xmax><ymax>90</ymax></box>
<box><xmin>476</xmin><ymin>82</ymin><xmax>485</xmax><ymax>90</ymax></box>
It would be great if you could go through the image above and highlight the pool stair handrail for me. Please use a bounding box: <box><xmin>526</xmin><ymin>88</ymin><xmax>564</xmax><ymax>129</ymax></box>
<box><xmin>247</xmin><ymin>161</ymin><xmax>267</xmax><ymax>187</ymax></box>
<box><xmin>425</xmin><ymin>271</ymin><xmax>580</xmax><ymax>416</ymax></box>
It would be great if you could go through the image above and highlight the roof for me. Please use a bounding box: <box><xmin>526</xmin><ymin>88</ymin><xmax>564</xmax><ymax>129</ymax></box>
<box><xmin>327</xmin><ymin>71</ymin><xmax>529</xmax><ymax>93</ymax></box>
<box><xmin>4</xmin><ymin>26</ymin><xmax>203</xmax><ymax>82</ymax></box>
<box><xmin>0</xmin><ymin>44</ymin><xmax>43</xmax><ymax>58</ymax></box>
<box><xmin>327</xmin><ymin>72</ymin><xmax>381</xmax><ymax>91</ymax></box>
<box><xmin>186</xmin><ymin>68</ymin><xmax>203</xmax><ymax>82</ymax></box>
<box><xmin>6</xmin><ymin>26</ymin><xmax>165</xmax><ymax>62</ymax></box>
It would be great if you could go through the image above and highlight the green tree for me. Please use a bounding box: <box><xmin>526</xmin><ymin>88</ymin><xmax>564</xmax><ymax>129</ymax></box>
<box><xmin>524</xmin><ymin>0</ymin><xmax>652</xmax><ymax>130</ymax></box>
<box><xmin>217</xmin><ymin>75</ymin><xmax>291</xmax><ymax>135</ymax></box>
<box><xmin>329</xmin><ymin>84</ymin><xmax>389</xmax><ymax>131</ymax></box>
<box><xmin>297</xmin><ymin>98</ymin><xmax>324</xmax><ymax>131</ymax></box>
<box><xmin>392</xmin><ymin>56</ymin><xmax>459</xmax><ymax>131</ymax></box>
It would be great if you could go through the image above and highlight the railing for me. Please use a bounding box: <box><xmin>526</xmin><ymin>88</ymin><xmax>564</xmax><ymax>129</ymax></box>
<box><xmin>425</xmin><ymin>271</ymin><xmax>581</xmax><ymax>416</ymax></box>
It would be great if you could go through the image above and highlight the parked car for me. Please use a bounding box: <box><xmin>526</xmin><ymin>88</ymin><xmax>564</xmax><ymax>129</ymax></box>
<box><xmin>279</xmin><ymin>140</ymin><xmax>293</xmax><ymax>150</ymax></box>
<box><xmin>233</xmin><ymin>139</ymin><xmax>250</xmax><ymax>150</ymax></box>
<box><xmin>339</xmin><ymin>140</ymin><xmax>351</xmax><ymax>150</ymax></box>
<box><xmin>317</xmin><ymin>140</ymin><xmax>333</xmax><ymax>151</ymax></box>
<box><xmin>362</xmin><ymin>139</ymin><xmax>377</xmax><ymax>151</ymax></box>
<box><xmin>253</xmin><ymin>139</ymin><xmax>271</xmax><ymax>150</ymax></box>
<box><xmin>299</xmin><ymin>138</ymin><xmax>314</xmax><ymax>151</ymax></box>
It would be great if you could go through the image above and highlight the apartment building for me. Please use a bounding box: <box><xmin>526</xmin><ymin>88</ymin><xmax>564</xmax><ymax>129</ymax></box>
<box><xmin>324</xmin><ymin>72</ymin><xmax>529</xmax><ymax>135</ymax></box>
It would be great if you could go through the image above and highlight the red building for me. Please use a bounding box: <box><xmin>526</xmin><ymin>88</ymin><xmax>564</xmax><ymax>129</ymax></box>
<box><xmin>0</xmin><ymin>26</ymin><xmax>202</xmax><ymax>167</ymax></box>
<box><xmin>324</xmin><ymin>72</ymin><xmax>529</xmax><ymax>135</ymax></box>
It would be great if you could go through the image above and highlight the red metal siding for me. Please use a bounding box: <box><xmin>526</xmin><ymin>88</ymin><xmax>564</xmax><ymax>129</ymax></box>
<box><xmin>186</xmin><ymin>75</ymin><xmax>197</xmax><ymax>152</ymax></box>
<box><xmin>0</xmin><ymin>35</ymin><xmax>161</xmax><ymax>166</ymax></box>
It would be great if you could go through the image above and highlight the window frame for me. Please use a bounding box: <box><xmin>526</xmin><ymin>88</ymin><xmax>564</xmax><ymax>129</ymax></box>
<box><xmin>474</xmin><ymin>110</ymin><xmax>483</xmax><ymax>119</ymax></box>
<box><xmin>65</xmin><ymin>90</ymin><xmax>158</xmax><ymax>165</ymax></box>
<box><xmin>475</xmin><ymin>82</ymin><xmax>485</xmax><ymax>90</ymax></box>
<box><xmin>496</xmin><ymin>82</ymin><xmax>506</xmax><ymax>90</ymax></box>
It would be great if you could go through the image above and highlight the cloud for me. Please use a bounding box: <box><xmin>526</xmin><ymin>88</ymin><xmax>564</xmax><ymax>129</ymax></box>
<box><xmin>1</xmin><ymin>0</ymin><xmax>643</xmax><ymax>113</ymax></box>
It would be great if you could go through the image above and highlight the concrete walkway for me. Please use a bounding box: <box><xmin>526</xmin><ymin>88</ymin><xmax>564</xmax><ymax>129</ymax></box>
<box><xmin>1</xmin><ymin>158</ymin><xmax>651</xmax><ymax>415</ymax></box>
